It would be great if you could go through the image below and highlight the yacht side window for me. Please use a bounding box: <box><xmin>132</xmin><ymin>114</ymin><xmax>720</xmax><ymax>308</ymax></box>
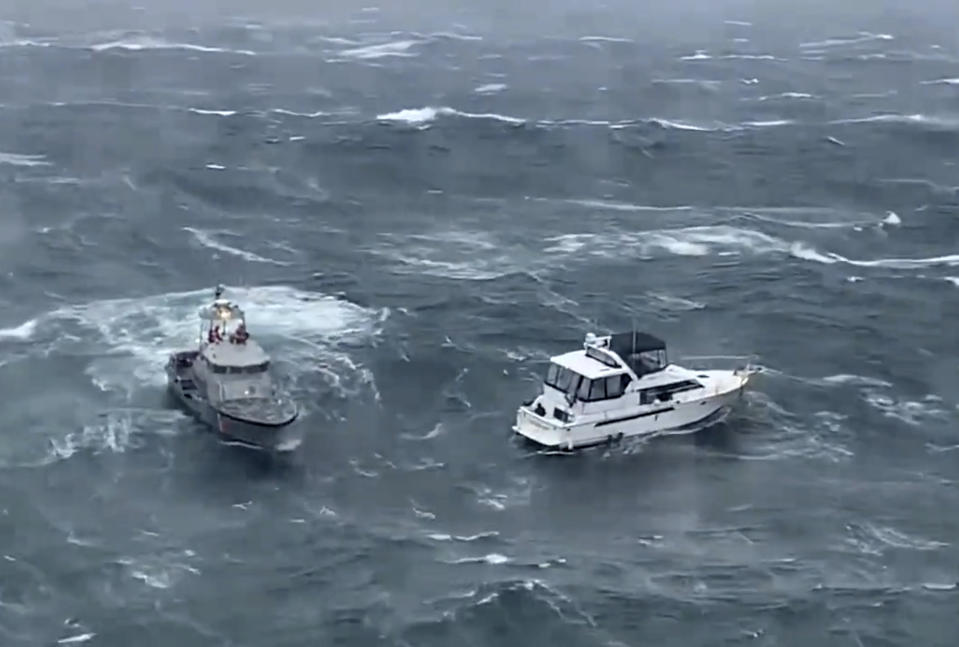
<box><xmin>604</xmin><ymin>374</ymin><xmax>626</xmax><ymax>399</ymax></box>
<box><xmin>588</xmin><ymin>378</ymin><xmax>606</xmax><ymax>400</ymax></box>
<box><xmin>576</xmin><ymin>378</ymin><xmax>591</xmax><ymax>401</ymax></box>
<box><xmin>546</xmin><ymin>363</ymin><xmax>560</xmax><ymax>385</ymax></box>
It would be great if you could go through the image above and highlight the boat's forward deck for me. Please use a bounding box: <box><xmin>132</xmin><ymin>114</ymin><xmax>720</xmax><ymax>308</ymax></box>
<box><xmin>217</xmin><ymin>396</ymin><xmax>298</xmax><ymax>427</ymax></box>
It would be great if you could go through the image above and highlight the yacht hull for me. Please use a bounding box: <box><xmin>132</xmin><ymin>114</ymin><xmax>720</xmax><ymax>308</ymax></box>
<box><xmin>165</xmin><ymin>351</ymin><xmax>302</xmax><ymax>452</ymax></box>
<box><xmin>513</xmin><ymin>381</ymin><xmax>746</xmax><ymax>451</ymax></box>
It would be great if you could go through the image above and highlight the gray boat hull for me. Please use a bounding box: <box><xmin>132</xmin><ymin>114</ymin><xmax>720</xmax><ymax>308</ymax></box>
<box><xmin>165</xmin><ymin>351</ymin><xmax>302</xmax><ymax>452</ymax></box>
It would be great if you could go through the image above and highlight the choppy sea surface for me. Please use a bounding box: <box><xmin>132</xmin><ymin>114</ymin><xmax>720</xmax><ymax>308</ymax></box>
<box><xmin>1</xmin><ymin>2</ymin><xmax>958</xmax><ymax>645</ymax></box>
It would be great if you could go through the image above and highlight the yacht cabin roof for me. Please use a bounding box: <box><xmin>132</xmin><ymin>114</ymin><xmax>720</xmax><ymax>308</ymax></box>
<box><xmin>551</xmin><ymin>350</ymin><xmax>627</xmax><ymax>380</ymax></box>
<box><xmin>551</xmin><ymin>350</ymin><xmax>707</xmax><ymax>387</ymax></box>
<box><xmin>550</xmin><ymin>331</ymin><xmax>668</xmax><ymax>381</ymax></box>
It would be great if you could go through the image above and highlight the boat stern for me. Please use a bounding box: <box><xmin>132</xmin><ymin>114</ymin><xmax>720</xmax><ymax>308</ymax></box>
<box><xmin>513</xmin><ymin>405</ymin><xmax>571</xmax><ymax>449</ymax></box>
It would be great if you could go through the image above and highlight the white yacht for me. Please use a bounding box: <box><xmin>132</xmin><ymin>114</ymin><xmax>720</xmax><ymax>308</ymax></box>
<box><xmin>513</xmin><ymin>330</ymin><xmax>759</xmax><ymax>450</ymax></box>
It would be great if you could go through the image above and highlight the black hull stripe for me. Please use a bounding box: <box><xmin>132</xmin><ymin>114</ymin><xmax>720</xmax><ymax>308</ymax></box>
<box><xmin>594</xmin><ymin>407</ymin><xmax>674</xmax><ymax>428</ymax></box>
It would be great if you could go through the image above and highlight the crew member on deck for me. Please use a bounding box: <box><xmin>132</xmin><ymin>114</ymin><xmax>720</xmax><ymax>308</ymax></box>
<box><xmin>233</xmin><ymin>323</ymin><xmax>249</xmax><ymax>344</ymax></box>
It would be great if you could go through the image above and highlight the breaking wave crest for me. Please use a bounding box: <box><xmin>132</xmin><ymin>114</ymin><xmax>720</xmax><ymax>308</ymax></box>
<box><xmin>376</xmin><ymin>106</ymin><xmax>525</xmax><ymax>126</ymax></box>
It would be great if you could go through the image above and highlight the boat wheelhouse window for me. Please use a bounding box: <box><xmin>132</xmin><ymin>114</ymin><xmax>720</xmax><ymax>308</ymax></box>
<box><xmin>574</xmin><ymin>373</ymin><xmax>631</xmax><ymax>402</ymax></box>
<box><xmin>576</xmin><ymin>378</ymin><xmax>591</xmax><ymax>401</ymax></box>
<box><xmin>605</xmin><ymin>374</ymin><xmax>630</xmax><ymax>398</ymax></box>
<box><xmin>639</xmin><ymin>379</ymin><xmax>703</xmax><ymax>404</ymax></box>
<box><xmin>544</xmin><ymin>363</ymin><xmax>582</xmax><ymax>398</ymax></box>
<box><xmin>207</xmin><ymin>361</ymin><xmax>270</xmax><ymax>375</ymax></box>
<box><xmin>221</xmin><ymin>378</ymin><xmax>271</xmax><ymax>401</ymax></box>
<box><xmin>226</xmin><ymin>362</ymin><xmax>269</xmax><ymax>374</ymax></box>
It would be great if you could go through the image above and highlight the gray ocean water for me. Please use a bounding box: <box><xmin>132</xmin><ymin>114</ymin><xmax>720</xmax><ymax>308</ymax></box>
<box><xmin>1</xmin><ymin>1</ymin><xmax>958</xmax><ymax>645</ymax></box>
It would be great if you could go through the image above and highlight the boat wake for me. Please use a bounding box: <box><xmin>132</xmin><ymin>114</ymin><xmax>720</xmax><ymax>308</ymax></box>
<box><xmin>0</xmin><ymin>286</ymin><xmax>386</xmax><ymax>464</ymax></box>
<box><xmin>1</xmin><ymin>285</ymin><xmax>385</xmax><ymax>392</ymax></box>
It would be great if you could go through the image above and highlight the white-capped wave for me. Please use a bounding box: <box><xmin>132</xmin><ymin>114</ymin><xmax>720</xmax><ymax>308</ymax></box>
<box><xmin>830</xmin><ymin>113</ymin><xmax>959</xmax><ymax>129</ymax></box>
<box><xmin>756</xmin><ymin>92</ymin><xmax>816</xmax><ymax>101</ymax></box>
<box><xmin>680</xmin><ymin>50</ymin><xmax>711</xmax><ymax>60</ymax></box>
<box><xmin>922</xmin><ymin>78</ymin><xmax>959</xmax><ymax>86</ymax></box>
<box><xmin>183</xmin><ymin>227</ymin><xmax>292</xmax><ymax>266</ymax></box>
<box><xmin>0</xmin><ymin>319</ymin><xmax>37</xmax><ymax>340</ymax></box>
<box><xmin>427</xmin><ymin>530</ymin><xmax>499</xmax><ymax>542</ymax></box>
<box><xmin>49</xmin><ymin>409</ymin><xmax>186</xmax><ymax>461</ymax></box>
<box><xmin>561</xmin><ymin>198</ymin><xmax>694</xmax><ymax>212</ymax></box>
<box><xmin>820</xmin><ymin>374</ymin><xmax>893</xmax><ymax>389</ymax></box>
<box><xmin>790</xmin><ymin>243</ymin><xmax>959</xmax><ymax>269</ymax></box>
<box><xmin>89</xmin><ymin>36</ymin><xmax>255</xmax><ymax>56</ymax></box>
<box><xmin>579</xmin><ymin>35</ymin><xmax>633</xmax><ymax>43</ymax></box>
<box><xmin>450</xmin><ymin>553</ymin><xmax>510</xmax><ymax>565</ymax></box>
<box><xmin>647</xmin><ymin>118</ymin><xmax>718</xmax><ymax>132</ymax></box>
<box><xmin>721</xmin><ymin>54</ymin><xmax>780</xmax><ymax>60</ymax></box>
<box><xmin>429</xmin><ymin>31</ymin><xmax>483</xmax><ymax>41</ymax></box>
<box><xmin>651</xmin><ymin>78</ymin><xmax>722</xmax><ymax>88</ymax></box>
<box><xmin>339</xmin><ymin>39</ymin><xmax>421</xmax><ymax>59</ymax></box>
<box><xmin>473</xmin><ymin>83</ymin><xmax>507</xmax><ymax>94</ymax></box>
<box><xmin>0</xmin><ymin>152</ymin><xmax>50</xmax><ymax>167</ymax></box>
<box><xmin>739</xmin><ymin>206</ymin><xmax>878</xmax><ymax>229</ymax></box>
<box><xmin>846</xmin><ymin>522</ymin><xmax>948</xmax><ymax>554</ymax></box>
<box><xmin>0</xmin><ymin>38</ymin><xmax>53</xmax><ymax>49</ymax></box>
<box><xmin>376</xmin><ymin>105</ymin><xmax>524</xmax><ymax>126</ymax></box>
<box><xmin>862</xmin><ymin>391</ymin><xmax>949</xmax><ymax>427</ymax></box>
<box><xmin>270</xmin><ymin>108</ymin><xmax>328</xmax><ymax>118</ymax></box>
<box><xmin>544</xmin><ymin>225</ymin><xmax>787</xmax><ymax>259</ymax></box>
<box><xmin>368</xmin><ymin>229</ymin><xmax>524</xmax><ymax>280</ymax></box>
<box><xmin>401</xmin><ymin>422</ymin><xmax>445</xmax><ymax>441</ymax></box>
<box><xmin>800</xmin><ymin>32</ymin><xmax>893</xmax><ymax>49</ymax></box>
<box><xmin>188</xmin><ymin>108</ymin><xmax>236</xmax><ymax>117</ymax></box>
<box><xmin>742</xmin><ymin>119</ymin><xmax>794</xmax><ymax>127</ymax></box>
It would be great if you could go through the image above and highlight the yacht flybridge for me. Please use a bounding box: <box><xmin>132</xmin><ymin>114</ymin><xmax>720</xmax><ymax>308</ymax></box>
<box><xmin>513</xmin><ymin>331</ymin><xmax>759</xmax><ymax>450</ymax></box>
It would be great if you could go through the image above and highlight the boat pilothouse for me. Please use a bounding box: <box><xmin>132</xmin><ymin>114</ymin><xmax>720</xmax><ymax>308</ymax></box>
<box><xmin>513</xmin><ymin>330</ymin><xmax>759</xmax><ymax>450</ymax></box>
<box><xmin>165</xmin><ymin>285</ymin><xmax>301</xmax><ymax>451</ymax></box>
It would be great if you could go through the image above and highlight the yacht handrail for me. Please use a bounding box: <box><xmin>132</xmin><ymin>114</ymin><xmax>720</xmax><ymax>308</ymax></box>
<box><xmin>677</xmin><ymin>353</ymin><xmax>762</xmax><ymax>373</ymax></box>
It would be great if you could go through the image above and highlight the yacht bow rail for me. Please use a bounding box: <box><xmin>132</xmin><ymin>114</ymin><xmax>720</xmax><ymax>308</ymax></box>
<box><xmin>677</xmin><ymin>354</ymin><xmax>763</xmax><ymax>375</ymax></box>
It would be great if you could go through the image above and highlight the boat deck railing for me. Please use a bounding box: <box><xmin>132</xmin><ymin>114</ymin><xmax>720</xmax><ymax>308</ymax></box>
<box><xmin>677</xmin><ymin>354</ymin><xmax>763</xmax><ymax>375</ymax></box>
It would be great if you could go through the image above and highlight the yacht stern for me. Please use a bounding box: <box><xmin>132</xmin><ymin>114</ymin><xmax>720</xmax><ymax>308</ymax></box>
<box><xmin>513</xmin><ymin>405</ymin><xmax>572</xmax><ymax>449</ymax></box>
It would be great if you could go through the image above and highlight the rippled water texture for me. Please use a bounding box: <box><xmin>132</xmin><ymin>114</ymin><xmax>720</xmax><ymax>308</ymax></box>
<box><xmin>1</xmin><ymin>1</ymin><xmax>957</xmax><ymax>645</ymax></box>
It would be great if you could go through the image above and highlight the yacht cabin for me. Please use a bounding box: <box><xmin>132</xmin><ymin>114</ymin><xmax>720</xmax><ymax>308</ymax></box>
<box><xmin>531</xmin><ymin>331</ymin><xmax>709</xmax><ymax>422</ymax></box>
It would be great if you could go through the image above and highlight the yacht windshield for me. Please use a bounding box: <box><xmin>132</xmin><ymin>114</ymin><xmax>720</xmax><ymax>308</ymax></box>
<box><xmin>544</xmin><ymin>363</ymin><xmax>583</xmax><ymax>399</ymax></box>
<box><xmin>221</xmin><ymin>377</ymin><xmax>272</xmax><ymax>401</ymax></box>
<box><xmin>545</xmin><ymin>363</ymin><xmax>632</xmax><ymax>403</ymax></box>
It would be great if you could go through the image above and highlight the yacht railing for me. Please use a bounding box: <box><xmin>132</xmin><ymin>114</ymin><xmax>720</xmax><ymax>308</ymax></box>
<box><xmin>676</xmin><ymin>354</ymin><xmax>762</xmax><ymax>375</ymax></box>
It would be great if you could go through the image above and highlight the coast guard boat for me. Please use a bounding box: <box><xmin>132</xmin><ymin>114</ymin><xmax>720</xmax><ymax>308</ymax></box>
<box><xmin>513</xmin><ymin>330</ymin><xmax>758</xmax><ymax>450</ymax></box>
<box><xmin>165</xmin><ymin>285</ymin><xmax>301</xmax><ymax>451</ymax></box>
